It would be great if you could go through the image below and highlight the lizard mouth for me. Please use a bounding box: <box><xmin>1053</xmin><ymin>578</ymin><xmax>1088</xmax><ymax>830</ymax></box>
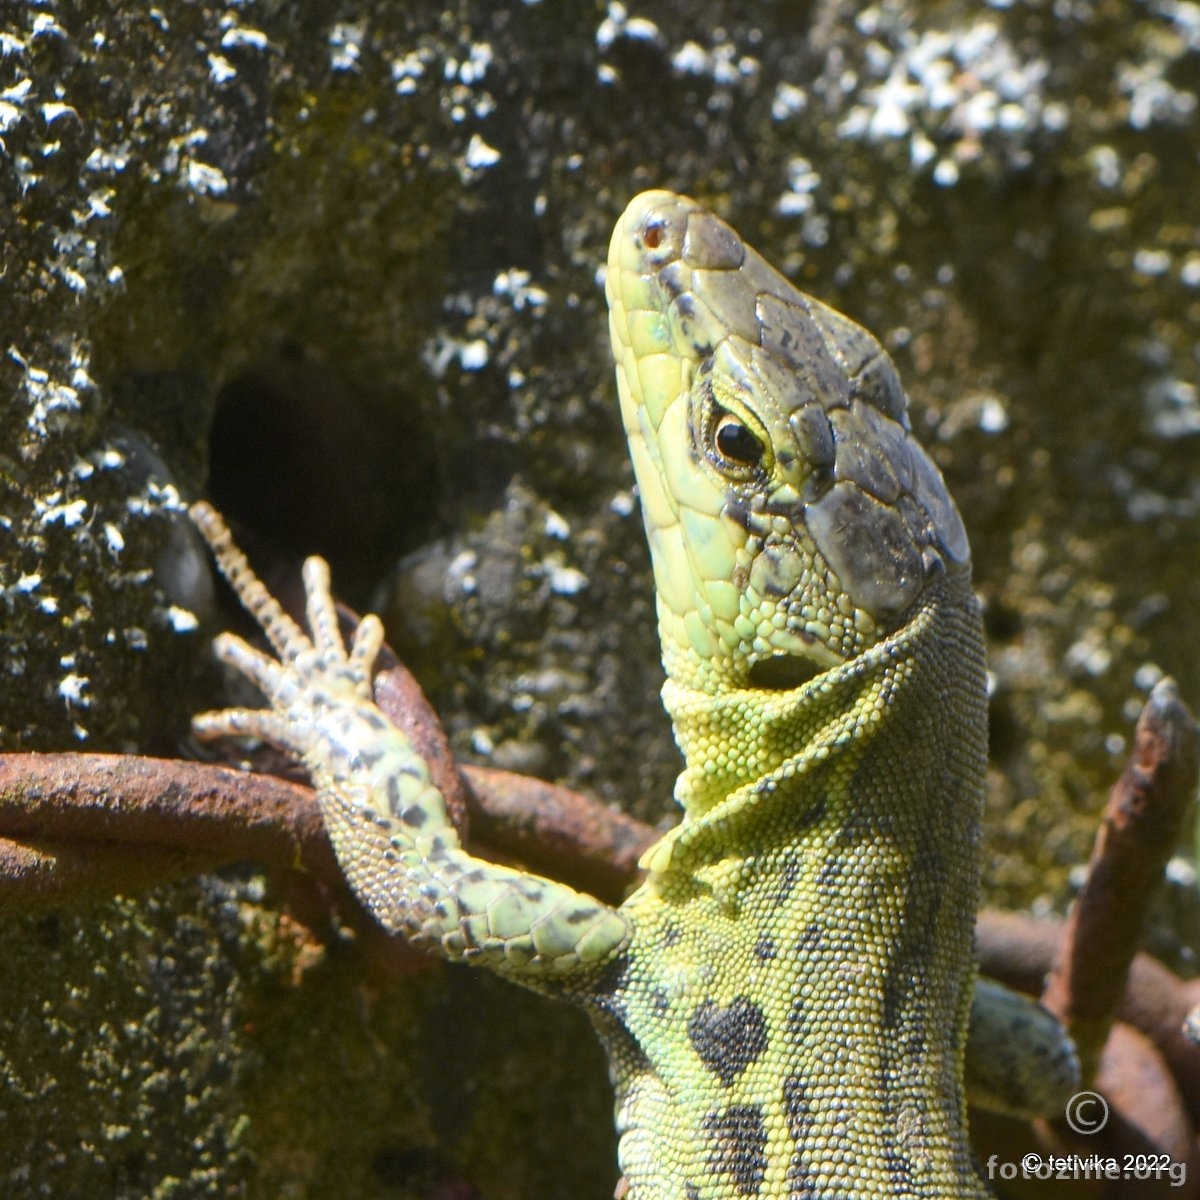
<box><xmin>747</xmin><ymin>654</ymin><xmax>825</xmax><ymax>690</ymax></box>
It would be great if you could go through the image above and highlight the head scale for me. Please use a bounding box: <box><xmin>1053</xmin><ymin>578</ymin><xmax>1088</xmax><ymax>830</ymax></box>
<box><xmin>607</xmin><ymin>190</ymin><xmax>970</xmax><ymax>696</ymax></box>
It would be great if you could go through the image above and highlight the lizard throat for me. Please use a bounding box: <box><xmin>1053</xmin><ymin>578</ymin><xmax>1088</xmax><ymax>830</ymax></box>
<box><xmin>660</xmin><ymin>615</ymin><xmax>907</xmax><ymax>827</ymax></box>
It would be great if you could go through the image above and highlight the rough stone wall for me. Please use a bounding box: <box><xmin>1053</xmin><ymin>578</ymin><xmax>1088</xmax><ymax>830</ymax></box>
<box><xmin>2</xmin><ymin>2</ymin><xmax>1199</xmax><ymax>1197</ymax></box>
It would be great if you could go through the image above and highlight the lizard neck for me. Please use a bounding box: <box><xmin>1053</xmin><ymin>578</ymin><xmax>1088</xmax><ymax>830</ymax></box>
<box><xmin>660</xmin><ymin>572</ymin><xmax>986</xmax><ymax>834</ymax></box>
<box><xmin>608</xmin><ymin>573</ymin><xmax>991</xmax><ymax>1197</ymax></box>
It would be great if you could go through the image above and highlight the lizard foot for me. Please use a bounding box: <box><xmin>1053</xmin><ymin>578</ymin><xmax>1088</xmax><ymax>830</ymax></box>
<box><xmin>189</xmin><ymin>501</ymin><xmax>386</xmax><ymax>759</ymax></box>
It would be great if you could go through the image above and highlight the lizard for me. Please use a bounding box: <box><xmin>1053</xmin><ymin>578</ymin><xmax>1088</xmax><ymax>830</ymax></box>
<box><xmin>191</xmin><ymin>190</ymin><xmax>1064</xmax><ymax>1198</ymax></box>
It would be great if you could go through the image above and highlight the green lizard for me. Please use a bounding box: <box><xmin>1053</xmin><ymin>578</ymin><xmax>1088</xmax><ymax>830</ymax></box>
<box><xmin>192</xmin><ymin>191</ymin><xmax>1070</xmax><ymax>1198</ymax></box>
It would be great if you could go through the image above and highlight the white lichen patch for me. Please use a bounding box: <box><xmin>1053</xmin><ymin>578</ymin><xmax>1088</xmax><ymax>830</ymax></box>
<box><xmin>207</xmin><ymin>53</ymin><xmax>237</xmax><ymax>84</ymax></box>
<box><xmin>2</xmin><ymin>12</ymin><xmax>128</xmax><ymax>304</ymax></box>
<box><xmin>1120</xmin><ymin>60</ymin><xmax>1197</xmax><ymax>128</ymax></box>
<box><xmin>58</xmin><ymin>671</ymin><xmax>90</xmax><ymax>708</ymax></box>
<box><xmin>547</xmin><ymin>561</ymin><xmax>588</xmax><ymax>596</ymax></box>
<box><xmin>9</xmin><ymin>341</ymin><xmax>95</xmax><ymax>458</ymax></box>
<box><xmin>423</xmin><ymin>262</ymin><xmax>550</xmax><ymax>386</ymax></box>
<box><xmin>776</xmin><ymin>156</ymin><xmax>821</xmax><ymax>217</ymax></box>
<box><xmin>447</xmin><ymin>41</ymin><xmax>493</xmax><ymax>85</ymax></box>
<box><xmin>493</xmin><ymin>268</ymin><xmax>548</xmax><ymax>312</ymax></box>
<box><xmin>0</xmin><ymin>72</ymin><xmax>33</xmax><ymax>148</ymax></box>
<box><xmin>771</xmin><ymin>82</ymin><xmax>808</xmax><ymax>121</ymax></box>
<box><xmin>422</xmin><ymin>335</ymin><xmax>491</xmax><ymax>377</ymax></box>
<box><xmin>544</xmin><ymin>510</ymin><xmax>571</xmax><ymax>540</ymax></box>
<box><xmin>595</xmin><ymin>3</ymin><xmax>760</xmax><ymax>98</ymax></box>
<box><xmin>595</xmin><ymin>3</ymin><xmax>664</xmax><ymax>53</ymax></box>
<box><xmin>1144</xmin><ymin>374</ymin><xmax>1200</xmax><ymax>440</ymax></box>
<box><xmin>36</xmin><ymin>494</ymin><xmax>89</xmax><ymax>527</ymax></box>
<box><xmin>818</xmin><ymin>11</ymin><xmax>1067</xmax><ymax>183</ymax></box>
<box><xmin>218</xmin><ymin>18</ymin><xmax>268</xmax><ymax>52</ymax></box>
<box><xmin>328</xmin><ymin>21</ymin><xmax>366</xmax><ymax>73</ymax></box>
<box><xmin>183</xmin><ymin>158</ymin><xmax>229</xmax><ymax>196</ymax></box>
<box><xmin>609</xmin><ymin>490</ymin><xmax>636</xmax><ymax>518</ymax></box>
<box><xmin>390</xmin><ymin>48</ymin><xmax>430</xmax><ymax>95</ymax></box>
<box><xmin>670</xmin><ymin>39</ymin><xmax>760</xmax><ymax>86</ymax></box>
<box><xmin>166</xmin><ymin>606</ymin><xmax>201</xmax><ymax>634</ymax></box>
<box><xmin>463</xmin><ymin>132</ymin><xmax>500</xmax><ymax>171</ymax></box>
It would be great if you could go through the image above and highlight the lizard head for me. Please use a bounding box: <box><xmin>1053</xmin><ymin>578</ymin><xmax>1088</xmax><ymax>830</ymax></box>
<box><xmin>606</xmin><ymin>190</ymin><xmax>971</xmax><ymax>696</ymax></box>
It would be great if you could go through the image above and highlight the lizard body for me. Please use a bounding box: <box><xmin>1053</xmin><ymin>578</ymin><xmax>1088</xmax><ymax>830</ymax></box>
<box><xmin>194</xmin><ymin>191</ymin><xmax>994</xmax><ymax>1198</ymax></box>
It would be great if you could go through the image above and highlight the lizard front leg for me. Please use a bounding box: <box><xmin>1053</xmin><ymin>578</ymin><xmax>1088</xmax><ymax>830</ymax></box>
<box><xmin>190</xmin><ymin>501</ymin><xmax>629</xmax><ymax>983</ymax></box>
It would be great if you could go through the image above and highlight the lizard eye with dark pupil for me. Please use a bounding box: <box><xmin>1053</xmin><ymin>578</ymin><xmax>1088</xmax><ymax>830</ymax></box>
<box><xmin>715</xmin><ymin>414</ymin><xmax>764</xmax><ymax>466</ymax></box>
<box><xmin>642</xmin><ymin>220</ymin><xmax>665</xmax><ymax>249</ymax></box>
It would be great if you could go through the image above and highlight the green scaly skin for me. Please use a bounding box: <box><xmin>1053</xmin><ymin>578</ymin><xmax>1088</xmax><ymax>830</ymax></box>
<box><xmin>193</xmin><ymin>191</ymin><xmax>993</xmax><ymax>1198</ymax></box>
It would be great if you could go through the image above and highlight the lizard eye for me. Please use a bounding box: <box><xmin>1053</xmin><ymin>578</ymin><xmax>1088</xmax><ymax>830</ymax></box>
<box><xmin>714</xmin><ymin>411</ymin><xmax>764</xmax><ymax>467</ymax></box>
<box><xmin>641</xmin><ymin>219</ymin><xmax>666</xmax><ymax>249</ymax></box>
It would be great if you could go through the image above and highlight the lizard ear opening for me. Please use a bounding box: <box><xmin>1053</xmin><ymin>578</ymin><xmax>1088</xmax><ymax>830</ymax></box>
<box><xmin>747</xmin><ymin>654</ymin><xmax>824</xmax><ymax>690</ymax></box>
